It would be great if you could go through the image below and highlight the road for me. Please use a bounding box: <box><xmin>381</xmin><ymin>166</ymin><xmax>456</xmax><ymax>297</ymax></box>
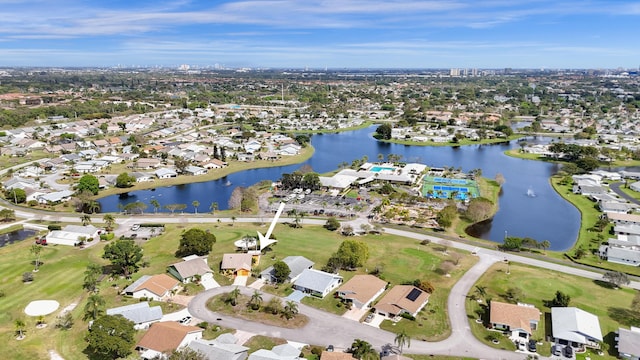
<box><xmin>609</xmin><ymin>182</ymin><xmax>640</xmax><ymax>205</ymax></box>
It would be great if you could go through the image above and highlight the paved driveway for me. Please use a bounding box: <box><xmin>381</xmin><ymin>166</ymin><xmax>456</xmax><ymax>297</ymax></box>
<box><xmin>286</xmin><ymin>290</ymin><xmax>307</xmax><ymax>303</ymax></box>
<box><xmin>201</xmin><ymin>273</ymin><xmax>220</xmax><ymax>290</ymax></box>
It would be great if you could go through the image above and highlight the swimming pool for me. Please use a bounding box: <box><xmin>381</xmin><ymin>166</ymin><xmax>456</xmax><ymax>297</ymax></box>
<box><xmin>370</xmin><ymin>166</ymin><xmax>396</xmax><ymax>172</ymax></box>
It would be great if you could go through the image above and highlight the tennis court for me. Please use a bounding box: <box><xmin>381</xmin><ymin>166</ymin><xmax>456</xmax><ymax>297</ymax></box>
<box><xmin>422</xmin><ymin>176</ymin><xmax>480</xmax><ymax>200</ymax></box>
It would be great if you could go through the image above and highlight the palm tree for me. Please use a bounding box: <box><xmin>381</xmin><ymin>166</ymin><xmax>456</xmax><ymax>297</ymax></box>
<box><xmin>14</xmin><ymin>319</ymin><xmax>26</xmax><ymax>339</ymax></box>
<box><xmin>209</xmin><ymin>202</ymin><xmax>218</xmax><ymax>214</ymax></box>
<box><xmin>474</xmin><ymin>285</ymin><xmax>487</xmax><ymax>301</ymax></box>
<box><xmin>249</xmin><ymin>290</ymin><xmax>263</xmax><ymax>310</ymax></box>
<box><xmin>150</xmin><ymin>199</ymin><xmax>160</xmax><ymax>214</ymax></box>
<box><xmin>231</xmin><ymin>216</ymin><xmax>237</xmax><ymax>226</ymax></box>
<box><xmin>229</xmin><ymin>287</ymin><xmax>241</xmax><ymax>306</ymax></box>
<box><xmin>192</xmin><ymin>200</ymin><xmax>200</xmax><ymax>214</ymax></box>
<box><xmin>540</xmin><ymin>240</ymin><xmax>551</xmax><ymax>254</ymax></box>
<box><xmin>87</xmin><ymin>200</ymin><xmax>101</xmax><ymax>214</ymax></box>
<box><xmin>80</xmin><ymin>214</ymin><xmax>91</xmax><ymax>226</ymax></box>
<box><xmin>283</xmin><ymin>301</ymin><xmax>298</xmax><ymax>320</ymax></box>
<box><xmin>83</xmin><ymin>294</ymin><xmax>105</xmax><ymax>321</ymax></box>
<box><xmin>394</xmin><ymin>329</ymin><xmax>411</xmax><ymax>354</ymax></box>
<box><xmin>102</xmin><ymin>214</ymin><xmax>115</xmax><ymax>231</ymax></box>
<box><xmin>83</xmin><ymin>264</ymin><xmax>101</xmax><ymax>293</ymax></box>
<box><xmin>30</xmin><ymin>244</ymin><xmax>42</xmax><ymax>272</ymax></box>
<box><xmin>351</xmin><ymin>339</ymin><xmax>374</xmax><ymax>360</ymax></box>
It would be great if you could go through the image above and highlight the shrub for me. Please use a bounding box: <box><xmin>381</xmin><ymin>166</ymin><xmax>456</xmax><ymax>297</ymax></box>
<box><xmin>420</xmin><ymin>239</ymin><xmax>430</xmax><ymax>245</ymax></box>
<box><xmin>47</xmin><ymin>224</ymin><xmax>62</xmax><ymax>230</ymax></box>
<box><xmin>100</xmin><ymin>233</ymin><xmax>115</xmax><ymax>241</ymax></box>
<box><xmin>310</xmin><ymin>346</ymin><xmax>323</xmax><ymax>356</ymax></box>
<box><xmin>400</xmin><ymin>312</ymin><xmax>416</xmax><ymax>321</ymax></box>
<box><xmin>0</xmin><ymin>289</ymin><xmax>5</xmax><ymax>297</ymax></box>
<box><xmin>28</xmin><ymin>200</ymin><xmax>38</xmax><ymax>207</ymax></box>
<box><xmin>196</xmin><ymin>321</ymin><xmax>208</xmax><ymax>329</ymax></box>
<box><xmin>140</xmin><ymin>224</ymin><xmax>165</xmax><ymax>228</ymax></box>
<box><xmin>23</xmin><ymin>272</ymin><xmax>34</xmax><ymax>283</ymax></box>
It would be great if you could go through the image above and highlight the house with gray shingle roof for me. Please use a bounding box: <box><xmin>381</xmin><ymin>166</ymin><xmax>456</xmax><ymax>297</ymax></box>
<box><xmin>187</xmin><ymin>335</ymin><xmax>249</xmax><ymax>360</ymax></box>
<box><xmin>168</xmin><ymin>256</ymin><xmax>213</xmax><ymax>283</ymax></box>
<box><xmin>617</xmin><ymin>327</ymin><xmax>640</xmax><ymax>360</ymax></box>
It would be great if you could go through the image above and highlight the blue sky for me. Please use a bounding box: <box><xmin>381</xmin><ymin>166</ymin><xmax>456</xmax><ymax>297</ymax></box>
<box><xmin>0</xmin><ymin>0</ymin><xmax>639</xmax><ymax>68</ymax></box>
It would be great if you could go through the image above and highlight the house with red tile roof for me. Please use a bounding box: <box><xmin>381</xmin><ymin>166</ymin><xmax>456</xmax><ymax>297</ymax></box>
<box><xmin>136</xmin><ymin>321</ymin><xmax>203</xmax><ymax>359</ymax></box>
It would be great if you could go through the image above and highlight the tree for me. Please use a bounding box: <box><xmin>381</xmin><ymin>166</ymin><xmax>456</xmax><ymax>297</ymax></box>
<box><xmin>80</xmin><ymin>214</ymin><xmax>92</xmax><ymax>226</ymax></box>
<box><xmin>102</xmin><ymin>240</ymin><xmax>143</xmax><ymax>277</ymax></box>
<box><xmin>102</xmin><ymin>214</ymin><xmax>115</xmax><ymax>231</ymax></box>
<box><xmin>228</xmin><ymin>287</ymin><xmax>241</xmax><ymax>306</ymax></box>
<box><xmin>436</xmin><ymin>204</ymin><xmax>457</xmax><ymax>228</ymax></box>
<box><xmin>83</xmin><ymin>263</ymin><xmax>102</xmax><ymax>293</ymax></box>
<box><xmin>55</xmin><ymin>312</ymin><xmax>74</xmax><ymax>330</ymax></box>
<box><xmin>505</xmin><ymin>287</ymin><xmax>524</xmax><ymax>303</ymax></box>
<box><xmin>495</xmin><ymin>173</ymin><xmax>506</xmax><ymax>185</ymax></box>
<box><xmin>540</xmin><ymin>240</ymin><xmax>551</xmax><ymax>253</ymax></box>
<box><xmin>85</xmin><ymin>315</ymin><xmax>135</xmax><ymax>360</ymax></box>
<box><xmin>175</xmin><ymin>228</ymin><xmax>216</xmax><ymax>257</ymax></box>
<box><xmin>272</xmin><ymin>261</ymin><xmax>291</xmax><ymax>284</ymax></box>
<box><xmin>15</xmin><ymin>319</ymin><xmax>26</xmax><ymax>339</ymax></box>
<box><xmin>30</xmin><ymin>244</ymin><xmax>42</xmax><ymax>272</ymax></box>
<box><xmin>83</xmin><ymin>294</ymin><xmax>106</xmax><ymax>321</ymax></box>
<box><xmin>248</xmin><ymin>290</ymin><xmax>263</xmax><ymax>310</ymax></box>
<box><xmin>325</xmin><ymin>239</ymin><xmax>369</xmax><ymax>271</ymax></box>
<box><xmin>115</xmin><ymin>172</ymin><xmax>135</xmax><ymax>188</ymax></box>
<box><xmin>351</xmin><ymin>339</ymin><xmax>376</xmax><ymax>360</ymax></box>
<box><xmin>603</xmin><ymin>271</ymin><xmax>630</xmax><ymax>288</ymax></box>
<box><xmin>474</xmin><ymin>285</ymin><xmax>487</xmax><ymax>300</ymax></box>
<box><xmin>5</xmin><ymin>188</ymin><xmax>26</xmax><ymax>203</ymax></box>
<box><xmin>283</xmin><ymin>300</ymin><xmax>299</xmax><ymax>320</ymax></box>
<box><xmin>631</xmin><ymin>291</ymin><xmax>640</xmax><ymax>313</ymax></box>
<box><xmin>374</xmin><ymin>124</ymin><xmax>392</xmax><ymax>140</ymax></box>
<box><xmin>209</xmin><ymin>202</ymin><xmax>218</xmax><ymax>214</ymax></box>
<box><xmin>324</xmin><ymin>217</ymin><xmax>340</xmax><ymax>231</ymax></box>
<box><xmin>174</xmin><ymin>158</ymin><xmax>189</xmax><ymax>173</ymax></box>
<box><xmin>228</xmin><ymin>187</ymin><xmax>243</xmax><ymax>209</ymax></box>
<box><xmin>394</xmin><ymin>329</ymin><xmax>411</xmax><ymax>354</ymax></box>
<box><xmin>192</xmin><ymin>200</ymin><xmax>200</xmax><ymax>214</ymax></box>
<box><xmin>0</xmin><ymin>208</ymin><xmax>15</xmax><ymax>221</ymax></box>
<box><xmin>165</xmin><ymin>348</ymin><xmax>208</xmax><ymax>360</ymax></box>
<box><xmin>464</xmin><ymin>197</ymin><xmax>494</xmax><ymax>222</ymax></box>
<box><xmin>77</xmin><ymin>174</ymin><xmax>99</xmax><ymax>195</ymax></box>
<box><xmin>549</xmin><ymin>290</ymin><xmax>571</xmax><ymax>307</ymax></box>
<box><xmin>150</xmin><ymin>199</ymin><xmax>160</xmax><ymax>213</ymax></box>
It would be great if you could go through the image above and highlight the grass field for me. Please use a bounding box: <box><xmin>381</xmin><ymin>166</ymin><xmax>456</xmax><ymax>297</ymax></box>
<box><xmin>467</xmin><ymin>262</ymin><xmax>638</xmax><ymax>359</ymax></box>
<box><xmin>382</xmin><ymin>135</ymin><xmax>523</xmax><ymax>147</ymax></box>
<box><xmin>0</xmin><ymin>221</ymin><xmax>476</xmax><ymax>358</ymax></box>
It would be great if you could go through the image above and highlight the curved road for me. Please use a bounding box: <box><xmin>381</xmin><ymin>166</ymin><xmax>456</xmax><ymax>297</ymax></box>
<box><xmin>610</xmin><ymin>182</ymin><xmax>640</xmax><ymax>205</ymax></box>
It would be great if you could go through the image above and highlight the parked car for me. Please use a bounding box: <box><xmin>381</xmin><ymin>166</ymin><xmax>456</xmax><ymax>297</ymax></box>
<box><xmin>131</xmin><ymin>224</ymin><xmax>140</xmax><ymax>231</ymax></box>
<box><xmin>326</xmin><ymin>345</ymin><xmax>334</xmax><ymax>352</ymax></box>
<box><xmin>35</xmin><ymin>238</ymin><xmax>47</xmax><ymax>245</ymax></box>
<box><xmin>364</xmin><ymin>313</ymin><xmax>374</xmax><ymax>323</ymax></box>
<box><xmin>563</xmin><ymin>345</ymin><xmax>573</xmax><ymax>358</ymax></box>
<box><xmin>527</xmin><ymin>339</ymin><xmax>537</xmax><ymax>352</ymax></box>
<box><xmin>552</xmin><ymin>345</ymin><xmax>562</xmax><ymax>356</ymax></box>
<box><xmin>179</xmin><ymin>316</ymin><xmax>192</xmax><ymax>325</ymax></box>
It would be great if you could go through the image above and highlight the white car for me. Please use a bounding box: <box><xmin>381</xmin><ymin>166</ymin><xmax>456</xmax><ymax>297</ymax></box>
<box><xmin>179</xmin><ymin>316</ymin><xmax>192</xmax><ymax>325</ymax></box>
<box><xmin>131</xmin><ymin>224</ymin><xmax>140</xmax><ymax>231</ymax></box>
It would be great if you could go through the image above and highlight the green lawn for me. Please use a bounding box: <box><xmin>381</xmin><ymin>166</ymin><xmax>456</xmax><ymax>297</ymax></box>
<box><xmin>382</xmin><ymin>135</ymin><xmax>523</xmax><ymax>147</ymax></box>
<box><xmin>467</xmin><ymin>262</ymin><xmax>638</xmax><ymax>359</ymax></box>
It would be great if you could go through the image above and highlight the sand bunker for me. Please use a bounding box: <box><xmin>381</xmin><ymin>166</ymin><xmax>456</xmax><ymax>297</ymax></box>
<box><xmin>24</xmin><ymin>300</ymin><xmax>60</xmax><ymax>316</ymax></box>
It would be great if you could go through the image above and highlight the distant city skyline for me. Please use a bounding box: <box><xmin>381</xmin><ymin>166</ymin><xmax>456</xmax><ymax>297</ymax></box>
<box><xmin>1</xmin><ymin>0</ymin><xmax>639</xmax><ymax>69</ymax></box>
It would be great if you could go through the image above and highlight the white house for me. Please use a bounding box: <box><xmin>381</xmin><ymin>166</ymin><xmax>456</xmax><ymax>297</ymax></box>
<box><xmin>37</xmin><ymin>190</ymin><xmax>75</xmax><ymax>204</ymax></box>
<box><xmin>551</xmin><ymin>307</ymin><xmax>603</xmax><ymax>350</ymax></box>
<box><xmin>187</xmin><ymin>336</ymin><xmax>249</xmax><ymax>360</ymax></box>
<box><xmin>293</xmin><ymin>268</ymin><xmax>343</xmax><ymax>298</ymax></box>
<box><xmin>260</xmin><ymin>256</ymin><xmax>314</xmax><ymax>284</ymax></box>
<box><xmin>617</xmin><ymin>327</ymin><xmax>640</xmax><ymax>360</ymax></box>
<box><xmin>184</xmin><ymin>165</ymin><xmax>207</xmax><ymax>176</ymax></box>
<box><xmin>45</xmin><ymin>224</ymin><xmax>101</xmax><ymax>246</ymax></box>
<box><xmin>106</xmin><ymin>302</ymin><xmax>163</xmax><ymax>330</ymax></box>
<box><xmin>154</xmin><ymin>168</ymin><xmax>178</xmax><ymax>179</ymax></box>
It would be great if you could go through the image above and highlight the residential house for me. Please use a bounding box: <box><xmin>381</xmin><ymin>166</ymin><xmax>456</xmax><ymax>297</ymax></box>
<box><xmin>248</xmin><ymin>343</ymin><xmax>301</xmax><ymax>360</ymax></box>
<box><xmin>489</xmin><ymin>301</ymin><xmax>541</xmax><ymax>342</ymax></box>
<box><xmin>260</xmin><ymin>256</ymin><xmax>314</xmax><ymax>284</ymax></box>
<box><xmin>336</xmin><ymin>274</ymin><xmax>387</xmax><ymax>309</ymax></box>
<box><xmin>320</xmin><ymin>352</ymin><xmax>355</xmax><ymax>360</ymax></box>
<box><xmin>551</xmin><ymin>307</ymin><xmax>603</xmax><ymax>350</ymax></box>
<box><xmin>45</xmin><ymin>224</ymin><xmax>101</xmax><ymax>246</ymax></box>
<box><xmin>293</xmin><ymin>268</ymin><xmax>343</xmax><ymax>298</ymax></box>
<box><xmin>123</xmin><ymin>274</ymin><xmax>180</xmax><ymax>301</ymax></box>
<box><xmin>599</xmin><ymin>235</ymin><xmax>640</xmax><ymax>266</ymax></box>
<box><xmin>374</xmin><ymin>285</ymin><xmax>430</xmax><ymax>318</ymax></box>
<box><xmin>155</xmin><ymin>168</ymin><xmax>178</xmax><ymax>179</ymax></box>
<box><xmin>106</xmin><ymin>302</ymin><xmax>163</xmax><ymax>330</ymax></box>
<box><xmin>136</xmin><ymin>158</ymin><xmax>162</xmax><ymax>169</ymax></box>
<box><xmin>168</xmin><ymin>256</ymin><xmax>213</xmax><ymax>283</ymax></box>
<box><xmin>607</xmin><ymin>212</ymin><xmax>640</xmax><ymax>226</ymax></box>
<box><xmin>136</xmin><ymin>321</ymin><xmax>204</xmax><ymax>360</ymax></box>
<box><xmin>221</xmin><ymin>253</ymin><xmax>254</xmax><ymax>277</ymax></box>
<box><xmin>131</xmin><ymin>172</ymin><xmax>154</xmax><ymax>183</ymax></box>
<box><xmin>3</xmin><ymin>176</ymin><xmax>37</xmax><ymax>190</ymax></box>
<box><xmin>187</xmin><ymin>335</ymin><xmax>249</xmax><ymax>360</ymax></box>
<box><xmin>617</xmin><ymin>327</ymin><xmax>640</xmax><ymax>360</ymax></box>
<box><xmin>184</xmin><ymin>165</ymin><xmax>207</xmax><ymax>176</ymax></box>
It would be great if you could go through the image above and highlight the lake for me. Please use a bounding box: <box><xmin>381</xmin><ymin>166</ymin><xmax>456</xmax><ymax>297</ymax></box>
<box><xmin>99</xmin><ymin>126</ymin><xmax>580</xmax><ymax>250</ymax></box>
<box><xmin>0</xmin><ymin>229</ymin><xmax>38</xmax><ymax>247</ymax></box>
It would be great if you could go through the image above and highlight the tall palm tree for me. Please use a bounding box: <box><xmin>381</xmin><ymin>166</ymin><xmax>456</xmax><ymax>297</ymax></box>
<box><xmin>150</xmin><ymin>199</ymin><xmax>160</xmax><ymax>214</ymax></box>
<box><xmin>80</xmin><ymin>214</ymin><xmax>91</xmax><ymax>226</ymax></box>
<box><xmin>192</xmin><ymin>200</ymin><xmax>200</xmax><ymax>214</ymax></box>
<box><xmin>102</xmin><ymin>214</ymin><xmax>115</xmax><ymax>231</ymax></box>
<box><xmin>209</xmin><ymin>202</ymin><xmax>218</xmax><ymax>214</ymax></box>
<box><xmin>231</xmin><ymin>216</ymin><xmax>237</xmax><ymax>226</ymax></box>
<box><xmin>249</xmin><ymin>290</ymin><xmax>263</xmax><ymax>310</ymax></box>
<box><xmin>30</xmin><ymin>244</ymin><xmax>42</xmax><ymax>272</ymax></box>
<box><xmin>351</xmin><ymin>339</ymin><xmax>374</xmax><ymax>360</ymax></box>
<box><xmin>14</xmin><ymin>319</ymin><xmax>26</xmax><ymax>338</ymax></box>
<box><xmin>394</xmin><ymin>329</ymin><xmax>411</xmax><ymax>354</ymax></box>
<box><xmin>83</xmin><ymin>294</ymin><xmax>105</xmax><ymax>321</ymax></box>
<box><xmin>87</xmin><ymin>200</ymin><xmax>101</xmax><ymax>214</ymax></box>
<box><xmin>540</xmin><ymin>240</ymin><xmax>551</xmax><ymax>254</ymax></box>
<box><xmin>283</xmin><ymin>301</ymin><xmax>298</xmax><ymax>320</ymax></box>
<box><xmin>474</xmin><ymin>285</ymin><xmax>487</xmax><ymax>300</ymax></box>
<box><xmin>229</xmin><ymin>287</ymin><xmax>241</xmax><ymax>306</ymax></box>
